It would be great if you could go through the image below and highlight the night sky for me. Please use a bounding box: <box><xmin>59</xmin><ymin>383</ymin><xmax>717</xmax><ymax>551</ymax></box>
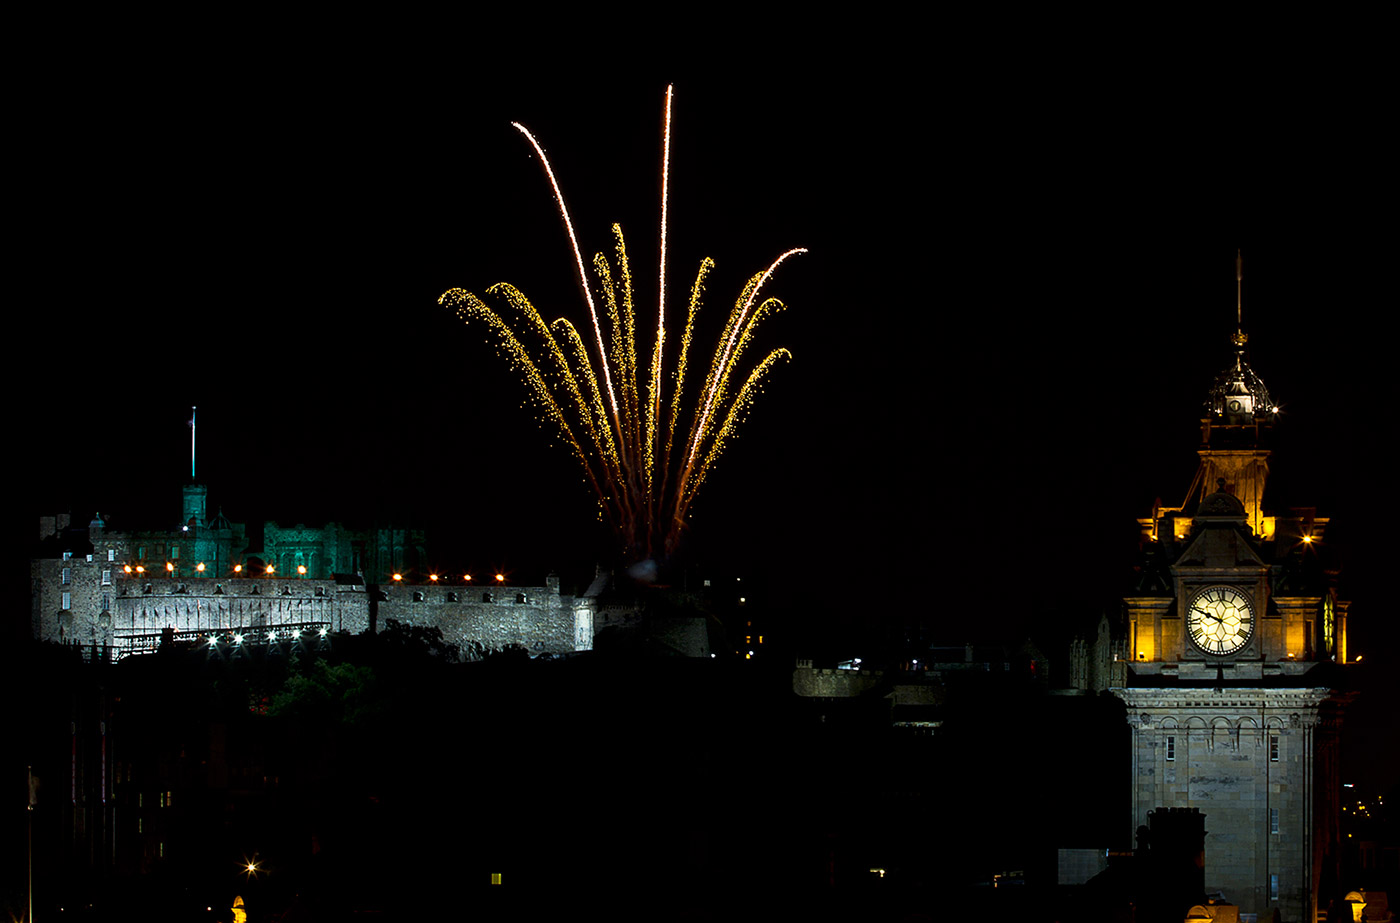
<box><xmin>12</xmin><ymin>48</ymin><xmax>1392</xmax><ymax>772</ymax></box>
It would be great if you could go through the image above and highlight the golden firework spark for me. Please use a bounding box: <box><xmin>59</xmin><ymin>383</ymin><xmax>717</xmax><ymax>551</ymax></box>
<box><xmin>440</xmin><ymin>86</ymin><xmax>804</xmax><ymax>562</ymax></box>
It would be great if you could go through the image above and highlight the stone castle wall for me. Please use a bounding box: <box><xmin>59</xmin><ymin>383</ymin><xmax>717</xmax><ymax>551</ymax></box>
<box><xmin>31</xmin><ymin>556</ymin><xmax>592</xmax><ymax>659</ymax></box>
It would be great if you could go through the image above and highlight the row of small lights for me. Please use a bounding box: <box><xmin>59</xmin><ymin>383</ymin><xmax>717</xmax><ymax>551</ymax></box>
<box><xmin>122</xmin><ymin>563</ymin><xmax>509</xmax><ymax>583</ymax></box>
<box><xmin>204</xmin><ymin>626</ymin><xmax>332</xmax><ymax>647</ymax></box>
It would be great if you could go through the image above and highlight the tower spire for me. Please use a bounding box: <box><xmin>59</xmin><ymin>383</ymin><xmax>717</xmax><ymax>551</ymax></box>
<box><xmin>1206</xmin><ymin>251</ymin><xmax>1273</xmax><ymax>423</ymax></box>
<box><xmin>190</xmin><ymin>406</ymin><xmax>197</xmax><ymax>481</ymax></box>
<box><xmin>1232</xmin><ymin>249</ymin><xmax>1247</xmax><ymax>347</ymax></box>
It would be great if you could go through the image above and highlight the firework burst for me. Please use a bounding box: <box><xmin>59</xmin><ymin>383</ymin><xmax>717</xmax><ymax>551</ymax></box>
<box><xmin>440</xmin><ymin>86</ymin><xmax>805</xmax><ymax>563</ymax></box>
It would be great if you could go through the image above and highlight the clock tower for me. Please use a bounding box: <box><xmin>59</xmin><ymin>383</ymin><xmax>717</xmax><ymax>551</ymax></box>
<box><xmin>1114</xmin><ymin>255</ymin><xmax>1351</xmax><ymax>921</ymax></box>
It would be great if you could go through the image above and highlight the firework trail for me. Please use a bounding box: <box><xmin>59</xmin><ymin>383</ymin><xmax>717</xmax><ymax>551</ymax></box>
<box><xmin>440</xmin><ymin>86</ymin><xmax>804</xmax><ymax>563</ymax></box>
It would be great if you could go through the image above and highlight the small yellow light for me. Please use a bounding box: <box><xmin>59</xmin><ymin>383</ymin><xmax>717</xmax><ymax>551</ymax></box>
<box><xmin>197</xmin><ymin>562</ymin><xmax>206</xmax><ymax>572</ymax></box>
<box><xmin>430</xmin><ymin>574</ymin><xmax>439</xmax><ymax>582</ymax></box>
<box><xmin>266</xmin><ymin>565</ymin><xmax>275</xmax><ymax>575</ymax></box>
<box><xmin>123</xmin><ymin>565</ymin><xmax>132</xmax><ymax>574</ymax></box>
<box><xmin>495</xmin><ymin>573</ymin><xmax>505</xmax><ymax>583</ymax></box>
<box><xmin>392</xmin><ymin>573</ymin><xmax>402</xmax><ymax>582</ymax></box>
<box><xmin>1302</xmin><ymin>534</ymin><xmax>1313</xmax><ymax>544</ymax></box>
<box><xmin>166</xmin><ymin>562</ymin><xmax>174</xmax><ymax>572</ymax></box>
<box><xmin>136</xmin><ymin>565</ymin><xmax>145</xmax><ymax>574</ymax></box>
<box><xmin>463</xmin><ymin>574</ymin><xmax>473</xmax><ymax>582</ymax></box>
<box><xmin>298</xmin><ymin>565</ymin><xmax>307</xmax><ymax>575</ymax></box>
<box><xmin>234</xmin><ymin>564</ymin><xmax>242</xmax><ymax>573</ymax></box>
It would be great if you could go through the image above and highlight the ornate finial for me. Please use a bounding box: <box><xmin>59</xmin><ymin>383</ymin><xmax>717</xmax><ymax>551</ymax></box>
<box><xmin>1205</xmin><ymin>250</ymin><xmax>1275</xmax><ymax>422</ymax></box>
<box><xmin>1232</xmin><ymin>249</ymin><xmax>1248</xmax><ymax>346</ymax></box>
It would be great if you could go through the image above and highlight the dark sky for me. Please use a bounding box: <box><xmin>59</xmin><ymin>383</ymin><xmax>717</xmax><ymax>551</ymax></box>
<box><xmin>13</xmin><ymin>48</ymin><xmax>1388</xmax><ymax>664</ymax></box>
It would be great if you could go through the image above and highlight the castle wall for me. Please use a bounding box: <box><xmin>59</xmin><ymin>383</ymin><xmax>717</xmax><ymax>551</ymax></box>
<box><xmin>30</xmin><ymin>560</ymin><xmax>591</xmax><ymax>659</ymax></box>
<box><xmin>792</xmin><ymin>661</ymin><xmax>884</xmax><ymax>697</ymax></box>
<box><xmin>376</xmin><ymin>583</ymin><xmax>586</xmax><ymax>656</ymax></box>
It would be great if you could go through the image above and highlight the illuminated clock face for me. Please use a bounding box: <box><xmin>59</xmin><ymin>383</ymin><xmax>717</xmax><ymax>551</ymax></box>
<box><xmin>1187</xmin><ymin>585</ymin><xmax>1255</xmax><ymax>656</ymax></box>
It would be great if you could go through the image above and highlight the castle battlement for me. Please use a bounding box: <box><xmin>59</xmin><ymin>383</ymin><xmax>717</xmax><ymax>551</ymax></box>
<box><xmin>31</xmin><ymin>497</ymin><xmax>595</xmax><ymax>661</ymax></box>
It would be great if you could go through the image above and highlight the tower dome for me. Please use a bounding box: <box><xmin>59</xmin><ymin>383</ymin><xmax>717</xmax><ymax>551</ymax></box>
<box><xmin>1205</xmin><ymin>348</ymin><xmax>1276</xmax><ymax>424</ymax></box>
<box><xmin>1204</xmin><ymin>250</ymin><xmax>1276</xmax><ymax>425</ymax></box>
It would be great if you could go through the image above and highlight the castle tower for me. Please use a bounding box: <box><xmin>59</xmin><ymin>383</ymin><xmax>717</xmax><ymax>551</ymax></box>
<box><xmin>182</xmin><ymin>483</ymin><xmax>208</xmax><ymax>529</ymax></box>
<box><xmin>1114</xmin><ymin>255</ymin><xmax>1351</xmax><ymax>921</ymax></box>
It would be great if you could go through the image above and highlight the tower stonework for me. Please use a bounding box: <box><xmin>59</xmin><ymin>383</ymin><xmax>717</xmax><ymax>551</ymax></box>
<box><xmin>1113</xmin><ymin>260</ymin><xmax>1351</xmax><ymax>921</ymax></box>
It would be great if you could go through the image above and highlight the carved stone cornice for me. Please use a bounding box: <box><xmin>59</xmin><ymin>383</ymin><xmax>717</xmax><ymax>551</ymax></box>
<box><xmin>1113</xmin><ymin>686</ymin><xmax>1334</xmax><ymax>715</ymax></box>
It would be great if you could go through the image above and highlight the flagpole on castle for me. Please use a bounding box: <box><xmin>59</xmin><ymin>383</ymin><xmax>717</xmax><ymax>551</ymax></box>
<box><xmin>28</xmin><ymin>764</ymin><xmax>36</xmax><ymax>923</ymax></box>
<box><xmin>190</xmin><ymin>406</ymin><xmax>197</xmax><ymax>481</ymax></box>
